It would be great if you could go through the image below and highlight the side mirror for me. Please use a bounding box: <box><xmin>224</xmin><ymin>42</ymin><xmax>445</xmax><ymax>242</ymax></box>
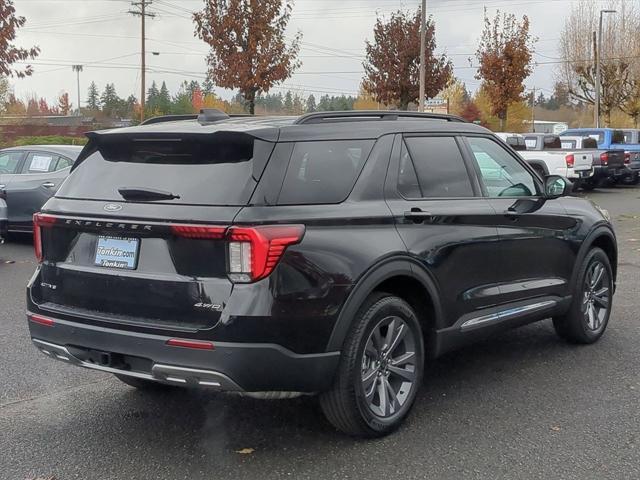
<box><xmin>544</xmin><ymin>175</ymin><xmax>572</xmax><ymax>198</ymax></box>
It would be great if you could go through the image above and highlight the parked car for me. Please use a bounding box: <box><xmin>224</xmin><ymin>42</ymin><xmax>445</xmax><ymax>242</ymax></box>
<box><xmin>560</xmin><ymin>128</ymin><xmax>632</xmax><ymax>185</ymax></box>
<box><xmin>0</xmin><ymin>145</ymin><xmax>83</xmax><ymax>232</ymax></box>
<box><xmin>523</xmin><ymin>133</ymin><xmax>562</xmax><ymax>150</ymax></box>
<box><xmin>27</xmin><ymin>110</ymin><xmax>617</xmax><ymax>437</ymax></box>
<box><xmin>497</xmin><ymin>132</ymin><xmax>595</xmax><ymax>185</ymax></box>
<box><xmin>559</xmin><ymin>136</ymin><xmax>625</xmax><ymax>190</ymax></box>
<box><xmin>494</xmin><ymin>132</ymin><xmax>526</xmax><ymax>150</ymax></box>
<box><xmin>619</xmin><ymin>129</ymin><xmax>640</xmax><ymax>185</ymax></box>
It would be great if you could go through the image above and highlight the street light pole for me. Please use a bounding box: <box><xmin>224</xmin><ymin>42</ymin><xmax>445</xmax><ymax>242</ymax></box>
<box><xmin>595</xmin><ymin>9</ymin><xmax>616</xmax><ymax>128</ymax></box>
<box><xmin>72</xmin><ymin>65</ymin><xmax>83</xmax><ymax>115</ymax></box>
<box><xmin>418</xmin><ymin>0</ymin><xmax>426</xmax><ymax>112</ymax></box>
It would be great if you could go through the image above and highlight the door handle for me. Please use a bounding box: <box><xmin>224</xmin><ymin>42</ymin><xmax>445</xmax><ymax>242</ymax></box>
<box><xmin>41</xmin><ymin>182</ymin><xmax>55</xmax><ymax>188</ymax></box>
<box><xmin>404</xmin><ymin>208</ymin><xmax>433</xmax><ymax>223</ymax></box>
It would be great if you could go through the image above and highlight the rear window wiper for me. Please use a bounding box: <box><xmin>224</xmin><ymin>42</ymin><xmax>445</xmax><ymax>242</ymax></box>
<box><xmin>118</xmin><ymin>187</ymin><xmax>180</xmax><ymax>201</ymax></box>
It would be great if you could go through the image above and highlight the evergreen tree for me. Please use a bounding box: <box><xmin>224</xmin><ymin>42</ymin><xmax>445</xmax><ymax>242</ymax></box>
<box><xmin>306</xmin><ymin>94</ymin><xmax>316</xmax><ymax>113</ymax></box>
<box><xmin>146</xmin><ymin>81</ymin><xmax>160</xmax><ymax>113</ymax></box>
<box><xmin>158</xmin><ymin>81</ymin><xmax>171</xmax><ymax>114</ymax></box>
<box><xmin>202</xmin><ymin>78</ymin><xmax>215</xmax><ymax>96</ymax></box>
<box><xmin>283</xmin><ymin>91</ymin><xmax>293</xmax><ymax>113</ymax></box>
<box><xmin>86</xmin><ymin>81</ymin><xmax>100</xmax><ymax>111</ymax></box>
<box><xmin>100</xmin><ymin>83</ymin><xmax>122</xmax><ymax>117</ymax></box>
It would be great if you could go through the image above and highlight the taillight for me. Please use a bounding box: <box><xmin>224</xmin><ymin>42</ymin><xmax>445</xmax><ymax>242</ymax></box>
<box><xmin>227</xmin><ymin>225</ymin><xmax>305</xmax><ymax>283</ymax></box>
<box><xmin>624</xmin><ymin>152</ymin><xmax>631</xmax><ymax>164</ymax></box>
<box><xmin>565</xmin><ymin>154</ymin><xmax>575</xmax><ymax>167</ymax></box>
<box><xmin>33</xmin><ymin>213</ymin><xmax>57</xmax><ymax>262</ymax></box>
<box><xmin>166</xmin><ymin>338</ymin><xmax>214</xmax><ymax>350</ymax></box>
<box><xmin>170</xmin><ymin>224</ymin><xmax>225</xmax><ymax>239</ymax></box>
<box><xmin>28</xmin><ymin>313</ymin><xmax>55</xmax><ymax>326</ymax></box>
<box><xmin>600</xmin><ymin>152</ymin><xmax>609</xmax><ymax>165</ymax></box>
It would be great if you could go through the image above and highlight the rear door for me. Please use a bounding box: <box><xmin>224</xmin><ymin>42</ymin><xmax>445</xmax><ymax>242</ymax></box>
<box><xmin>462</xmin><ymin>135</ymin><xmax>577</xmax><ymax>304</ymax></box>
<box><xmin>6</xmin><ymin>151</ymin><xmax>71</xmax><ymax>230</ymax></box>
<box><xmin>385</xmin><ymin>134</ymin><xmax>505</xmax><ymax>325</ymax></box>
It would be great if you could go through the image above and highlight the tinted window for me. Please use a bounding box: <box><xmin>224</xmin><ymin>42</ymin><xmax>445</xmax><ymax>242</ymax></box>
<box><xmin>543</xmin><ymin>136</ymin><xmax>561</xmax><ymax>149</ymax></box>
<box><xmin>22</xmin><ymin>152</ymin><xmax>57</xmax><ymax>173</ymax></box>
<box><xmin>612</xmin><ymin>130</ymin><xmax>625</xmax><ymax>144</ymax></box>
<box><xmin>582</xmin><ymin>130</ymin><xmax>604</xmax><ymax>144</ymax></box>
<box><xmin>278</xmin><ymin>140</ymin><xmax>373</xmax><ymax>205</ymax></box>
<box><xmin>57</xmin><ymin>134</ymin><xmax>273</xmax><ymax>206</ymax></box>
<box><xmin>623</xmin><ymin>132</ymin><xmax>633</xmax><ymax>144</ymax></box>
<box><xmin>55</xmin><ymin>156</ymin><xmax>74</xmax><ymax>170</ymax></box>
<box><xmin>467</xmin><ymin>136</ymin><xmax>537</xmax><ymax>198</ymax></box>
<box><xmin>403</xmin><ymin>136</ymin><xmax>474</xmax><ymax>198</ymax></box>
<box><xmin>0</xmin><ymin>151</ymin><xmax>23</xmax><ymax>173</ymax></box>
<box><xmin>398</xmin><ymin>143</ymin><xmax>421</xmax><ymax>198</ymax></box>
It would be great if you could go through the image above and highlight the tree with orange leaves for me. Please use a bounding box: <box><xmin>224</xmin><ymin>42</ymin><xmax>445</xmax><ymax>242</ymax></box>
<box><xmin>194</xmin><ymin>0</ymin><xmax>302</xmax><ymax>115</ymax></box>
<box><xmin>475</xmin><ymin>10</ymin><xmax>536</xmax><ymax>130</ymax></box>
<box><xmin>362</xmin><ymin>9</ymin><xmax>452</xmax><ymax>110</ymax></box>
<box><xmin>58</xmin><ymin>92</ymin><xmax>72</xmax><ymax>115</ymax></box>
<box><xmin>0</xmin><ymin>0</ymin><xmax>39</xmax><ymax>78</ymax></box>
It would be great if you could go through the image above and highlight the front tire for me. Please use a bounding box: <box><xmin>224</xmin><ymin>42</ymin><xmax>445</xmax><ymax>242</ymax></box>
<box><xmin>320</xmin><ymin>293</ymin><xmax>424</xmax><ymax>437</ymax></box>
<box><xmin>553</xmin><ymin>248</ymin><xmax>613</xmax><ymax>344</ymax></box>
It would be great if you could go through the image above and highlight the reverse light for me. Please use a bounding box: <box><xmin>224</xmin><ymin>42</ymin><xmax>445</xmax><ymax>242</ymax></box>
<box><xmin>166</xmin><ymin>338</ymin><xmax>214</xmax><ymax>350</ymax></box>
<box><xmin>565</xmin><ymin>154</ymin><xmax>575</xmax><ymax>168</ymax></box>
<box><xmin>227</xmin><ymin>225</ymin><xmax>305</xmax><ymax>283</ymax></box>
<box><xmin>600</xmin><ymin>152</ymin><xmax>609</xmax><ymax>165</ymax></box>
<box><xmin>33</xmin><ymin>213</ymin><xmax>58</xmax><ymax>262</ymax></box>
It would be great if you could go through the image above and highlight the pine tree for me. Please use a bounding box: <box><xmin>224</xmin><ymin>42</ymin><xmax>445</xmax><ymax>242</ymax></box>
<box><xmin>87</xmin><ymin>81</ymin><xmax>100</xmax><ymax>111</ymax></box>
<box><xmin>146</xmin><ymin>81</ymin><xmax>160</xmax><ymax>113</ymax></box>
<box><xmin>100</xmin><ymin>83</ymin><xmax>122</xmax><ymax>118</ymax></box>
<box><xmin>283</xmin><ymin>91</ymin><xmax>293</xmax><ymax>113</ymax></box>
<box><xmin>158</xmin><ymin>81</ymin><xmax>171</xmax><ymax>114</ymax></box>
<box><xmin>306</xmin><ymin>94</ymin><xmax>316</xmax><ymax>113</ymax></box>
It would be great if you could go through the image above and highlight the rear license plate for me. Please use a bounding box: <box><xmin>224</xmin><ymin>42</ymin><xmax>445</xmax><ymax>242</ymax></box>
<box><xmin>94</xmin><ymin>236</ymin><xmax>139</xmax><ymax>270</ymax></box>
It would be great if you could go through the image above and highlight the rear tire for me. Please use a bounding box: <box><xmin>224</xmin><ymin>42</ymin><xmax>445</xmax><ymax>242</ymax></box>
<box><xmin>114</xmin><ymin>374</ymin><xmax>180</xmax><ymax>390</ymax></box>
<box><xmin>553</xmin><ymin>248</ymin><xmax>613</xmax><ymax>344</ymax></box>
<box><xmin>320</xmin><ymin>293</ymin><xmax>424</xmax><ymax>437</ymax></box>
<box><xmin>581</xmin><ymin>180</ymin><xmax>597</xmax><ymax>191</ymax></box>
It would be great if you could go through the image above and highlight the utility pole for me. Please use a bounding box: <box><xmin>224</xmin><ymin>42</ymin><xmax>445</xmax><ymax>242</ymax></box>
<box><xmin>72</xmin><ymin>65</ymin><xmax>83</xmax><ymax>116</ymax></box>
<box><xmin>596</xmin><ymin>9</ymin><xmax>616</xmax><ymax>128</ymax></box>
<box><xmin>418</xmin><ymin>0</ymin><xmax>426</xmax><ymax>112</ymax></box>
<box><xmin>531</xmin><ymin>87</ymin><xmax>535</xmax><ymax>132</ymax></box>
<box><xmin>129</xmin><ymin>1</ymin><xmax>155</xmax><ymax>123</ymax></box>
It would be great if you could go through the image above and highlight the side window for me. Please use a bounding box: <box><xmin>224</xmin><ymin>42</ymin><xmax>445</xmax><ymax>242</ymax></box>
<box><xmin>467</xmin><ymin>136</ymin><xmax>538</xmax><ymax>198</ymax></box>
<box><xmin>277</xmin><ymin>140</ymin><xmax>373</xmax><ymax>205</ymax></box>
<box><xmin>21</xmin><ymin>152</ymin><xmax>57</xmax><ymax>174</ymax></box>
<box><xmin>0</xmin><ymin>151</ymin><xmax>23</xmax><ymax>173</ymax></box>
<box><xmin>55</xmin><ymin>156</ymin><xmax>74</xmax><ymax>171</ymax></box>
<box><xmin>612</xmin><ymin>130</ymin><xmax>625</xmax><ymax>144</ymax></box>
<box><xmin>398</xmin><ymin>143</ymin><xmax>421</xmax><ymax>198</ymax></box>
<box><xmin>402</xmin><ymin>136</ymin><xmax>474</xmax><ymax>198</ymax></box>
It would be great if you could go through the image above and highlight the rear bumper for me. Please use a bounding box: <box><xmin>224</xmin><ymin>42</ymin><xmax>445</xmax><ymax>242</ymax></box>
<box><xmin>28</xmin><ymin>313</ymin><xmax>340</xmax><ymax>393</ymax></box>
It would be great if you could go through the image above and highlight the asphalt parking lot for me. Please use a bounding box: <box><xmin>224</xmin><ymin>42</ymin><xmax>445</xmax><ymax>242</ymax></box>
<box><xmin>1</xmin><ymin>187</ymin><xmax>638</xmax><ymax>480</ymax></box>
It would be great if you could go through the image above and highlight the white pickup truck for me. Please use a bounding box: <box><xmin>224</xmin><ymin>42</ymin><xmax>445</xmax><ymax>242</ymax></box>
<box><xmin>495</xmin><ymin>133</ymin><xmax>595</xmax><ymax>184</ymax></box>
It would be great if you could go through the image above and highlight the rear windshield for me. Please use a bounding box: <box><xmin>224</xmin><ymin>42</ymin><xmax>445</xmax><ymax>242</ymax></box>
<box><xmin>56</xmin><ymin>133</ymin><xmax>274</xmax><ymax>206</ymax></box>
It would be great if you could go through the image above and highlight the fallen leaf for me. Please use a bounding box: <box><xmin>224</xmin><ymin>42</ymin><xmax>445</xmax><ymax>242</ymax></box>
<box><xmin>235</xmin><ymin>448</ymin><xmax>255</xmax><ymax>455</ymax></box>
<box><xmin>550</xmin><ymin>426</ymin><xmax>561</xmax><ymax>432</ymax></box>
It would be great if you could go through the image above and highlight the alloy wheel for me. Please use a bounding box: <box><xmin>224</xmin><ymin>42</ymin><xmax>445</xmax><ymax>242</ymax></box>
<box><xmin>582</xmin><ymin>260</ymin><xmax>611</xmax><ymax>331</ymax></box>
<box><xmin>360</xmin><ymin>316</ymin><xmax>418</xmax><ymax>418</ymax></box>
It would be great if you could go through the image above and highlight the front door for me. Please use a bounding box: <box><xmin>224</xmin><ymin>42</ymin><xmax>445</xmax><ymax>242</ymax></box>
<box><xmin>385</xmin><ymin>134</ymin><xmax>506</xmax><ymax>326</ymax></box>
<box><xmin>461</xmin><ymin>134</ymin><xmax>578</xmax><ymax>304</ymax></box>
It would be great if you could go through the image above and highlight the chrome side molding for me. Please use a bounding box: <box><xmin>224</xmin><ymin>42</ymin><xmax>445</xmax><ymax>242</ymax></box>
<box><xmin>460</xmin><ymin>300</ymin><xmax>557</xmax><ymax>332</ymax></box>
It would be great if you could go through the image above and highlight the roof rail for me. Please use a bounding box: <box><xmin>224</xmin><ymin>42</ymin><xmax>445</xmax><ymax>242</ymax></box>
<box><xmin>294</xmin><ymin>110</ymin><xmax>466</xmax><ymax>125</ymax></box>
<box><xmin>141</xmin><ymin>114</ymin><xmax>198</xmax><ymax>126</ymax></box>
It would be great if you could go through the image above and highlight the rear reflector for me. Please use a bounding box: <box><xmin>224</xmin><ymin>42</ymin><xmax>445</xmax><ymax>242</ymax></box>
<box><xmin>33</xmin><ymin>213</ymin><xmax>58</xmax><ymax>262</ymax></box>
<box><xmin>166</xmin><ymin>338</ymin><xmax>214</xmax><ymax>350</ymax></box>
<box><xmin>29</xmin><ymin>314</ymin><xmax>55</xmax><ymax>327</ymax></box>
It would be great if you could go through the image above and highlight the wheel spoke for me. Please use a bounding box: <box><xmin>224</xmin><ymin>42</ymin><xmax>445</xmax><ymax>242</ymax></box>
<box><xmin>384</xmin><ymin>317</ymin><xmax>397</xmax><ymax>350</ymax></box>
<box><xmin>377</xmin><ymin>376</ymin><xmax>389</xmax><ymax>415</ymax></box>
<box><xmin>365</xmin><ymin>338</ymin><xmax>378</xmax><ymax>357</ymax></box>
<box><xmin>391</xmin><ymin>351</ymin><xmax>415</xmax><ymax>367</ymax></box>
<box><xmin>587</xmin><ymin>303</ymin><xmax>597</xmax><ymax>329</ymax></box>
<box><xmin>388</xmin><ymin>365</ymin><xmax>416</xmax><ymax>382</ymax></box>
<box><xmin>387</xmin><ymin>323</ymin><xmax>407</xmax><ymax>356</ymax></box>
<box><xmin>591</xmin><ymin>263</ymin><xmax>604</xmax><ymax>288</ymax></box>
<box><xmin>593</xmin><ymin>293</ymin><xmax>609</xmax><ymax>309</ymax></box>
<box><xmin>364</xmin><ymin>373</ymin><xmax>377</xmax><ymax>401</ymax></box>
<box><xmin>384</xmin><ymin>377</ymin><xmax>400</xmax><ymax>413</ymax></box>
<box><xmin>372</xmin><ymin>327</ymin><xmax>384</xmax><ymax>353</ymax></box>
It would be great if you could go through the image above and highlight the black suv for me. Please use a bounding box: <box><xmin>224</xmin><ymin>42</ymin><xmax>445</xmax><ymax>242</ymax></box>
<box><xmin>27</xmin><ymin>110</ymin><xmax>617</xmax><ymax>437</ymax></box>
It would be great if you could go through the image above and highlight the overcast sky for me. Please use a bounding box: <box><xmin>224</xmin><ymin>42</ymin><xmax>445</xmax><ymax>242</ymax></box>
<box><xmin>8</xmin><ymin>0</ymin><xmax>603</xmax><ymax>106</ymax></box>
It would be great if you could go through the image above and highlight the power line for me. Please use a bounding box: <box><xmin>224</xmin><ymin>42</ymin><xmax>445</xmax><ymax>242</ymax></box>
<box><xmin>128</xmin><ymin>0</ymin><xmax>156</xmax><ymax>122</ymax></box>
